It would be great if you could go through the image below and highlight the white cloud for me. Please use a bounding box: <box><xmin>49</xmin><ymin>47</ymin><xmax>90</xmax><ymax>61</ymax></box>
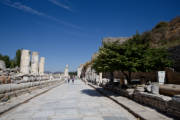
<box><xmin>4</xmin><ymin>1</ymin><xmax>45</xmax><ymax>16</ymax></box>
<box><xmin>1</xmin><ymin>0</ymin><xmax>80</xmax><ymax>29</ymax></box>
<box><xmin>48</xmin><ymin>0</ymin><xmax>72</xmax><ymax>12</ymax></box>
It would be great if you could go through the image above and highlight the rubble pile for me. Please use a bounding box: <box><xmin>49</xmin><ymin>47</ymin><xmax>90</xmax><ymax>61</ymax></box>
<box><xmin>0</xmin><ymin>67</ymin><xmax>20</xmax><ymax>84</ymax></box>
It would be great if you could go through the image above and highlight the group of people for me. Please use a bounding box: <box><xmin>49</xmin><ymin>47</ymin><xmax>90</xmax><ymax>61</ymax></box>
<box><xmin>67</xmin><ymin>75</ymin><xmax>75</xmax><ymax>84</ymax></box>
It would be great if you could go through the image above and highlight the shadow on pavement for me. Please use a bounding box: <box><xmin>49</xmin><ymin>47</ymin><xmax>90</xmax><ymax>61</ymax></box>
<box><xmin>81</xmin><ymin>88</ymin><xmax>120</xmax><ymax>97</ymax></box>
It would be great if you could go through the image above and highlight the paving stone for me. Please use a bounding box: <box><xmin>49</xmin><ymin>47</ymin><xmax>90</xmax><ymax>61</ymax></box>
<box><xmin>0</xmin><ymin>80</ymin><xmax>135</xmax><ymax>120</ymax></box>
<box><xmin>103</xmin><ymin>116</ymin><xmax>129</xmax><ymax>120</ymax></box>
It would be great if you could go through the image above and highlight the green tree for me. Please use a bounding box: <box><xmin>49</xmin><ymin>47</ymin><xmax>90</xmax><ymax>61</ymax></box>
<box><xmin>0</xmin><ymin>49</ymin><xmax>22</xmax><ymax>68</ymax></box>
<box><xmin>15</xmin><ymin>49</ymin><xmax>21</xmax><ymax>67</ymax></box>
<box><xmin>1</xmin><ymin>55</ymin><xmax>11</xmax><ymax>68</ymax></box>
<box><xmin>92</xmin><ymin>34</ymin><xmax>172</xmax><ymax>84</ymax></box>
<box><xmin>92</xmin><ymin>42</ymin><xmax>120</xmax><ymax>83</ymax></box>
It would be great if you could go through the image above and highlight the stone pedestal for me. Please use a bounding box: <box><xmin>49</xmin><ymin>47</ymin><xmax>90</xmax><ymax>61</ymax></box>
<box><xmin>20</xmin><ymin>49</ymin><xmax>30</xmax><ymax>74</ymax></box>
<box><xmin>31</xmin><ymin>52</ymin><xmax>39</xmax><ymax>75</ymax></box>
<box><xmin>39</xmin><ymin>57</ymin><xmax>45</xmax><ymax>75</ymax></box>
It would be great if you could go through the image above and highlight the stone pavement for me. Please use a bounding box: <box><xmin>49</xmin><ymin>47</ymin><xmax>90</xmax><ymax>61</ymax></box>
<box><xmin>0</xmin><ymin>79</ymin><xmax>136</xmax><ymax>120</ymax></box>
<box><xmin>89</xmin><ymin>84</ymin><xmax>174</xmax><ymax>120</ymax></box>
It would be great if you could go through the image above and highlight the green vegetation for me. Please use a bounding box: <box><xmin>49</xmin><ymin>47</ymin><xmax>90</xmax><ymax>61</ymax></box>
<box><xmin>153</xmin><ymin>21</ymin><xmax>169</xmax><ymax>29</ymax></box>
<box><xmin>92</xmin><ymin>34</ymin><xmax>172</xmax><ymax>84</ymax></box>
<box><xmin>0</xmin><ymin>49</ymin><xmax>21</xmax><ymax>68</ymax></box>
<box><xmin>141</xmin><ymin>17</ymin><xmax>180</xmax><ymax>48</ymax></box>
<box><xmin>15</xmin><ymin>49</ymin><xmax>21</xmax><ymax>67</ymax></box>
<box><xmin>69</xmin><ymin>71</ymin><xmax>77</xmax><ymax>78</ymax></box>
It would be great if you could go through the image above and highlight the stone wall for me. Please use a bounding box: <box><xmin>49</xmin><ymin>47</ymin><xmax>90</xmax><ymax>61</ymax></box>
<box><xmin>168</xmin><ymin>45</ymin><xmax>180</xmax><ymax>72</ymax></box>
<box><xmin>0</xmin><ymin>76</ymin><xmax>64</xmax><ymax>102</ymax></box>
<box><xmin>104</xmin><ymin>70</ymin><xmax>180</xmax><ymax>85</ymax></box>
<box><xmin>100</xmin><ymin>84</ymin><xmax>180</xmax><ymax>119</ymax></box>
<box><xmin>133</xmin><ymin>91</ymin><xmax>180</xmax><ymax>118</ymax></box>
<box><xmin>166</xmin><ymin>69</ymin><xmax>180</xmax><ymax>84</ymax></box>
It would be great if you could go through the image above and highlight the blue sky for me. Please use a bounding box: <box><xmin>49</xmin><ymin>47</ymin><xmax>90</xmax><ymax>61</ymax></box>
<box><xmin>0</xmin><ymin>0</ymin><xmax>179</xmax><ymax>72</ymax></box>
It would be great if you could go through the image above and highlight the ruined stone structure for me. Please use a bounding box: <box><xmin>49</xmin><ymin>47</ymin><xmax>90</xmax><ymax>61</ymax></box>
<box><xmin>0</xmin><ymin>60</ymin><xmax>6</xmax><ymax>70</ymax></box>
<box><xmin>20</xmin><ymin>49</ymin><xmax>30</xmax><ymax>74</ymax></box>
<box><xmin>77</xmin><ymin>64</ymin><xmax>84</xmax><ymax>78</ymax></box>
<box><xmin>64</xmin><ymin>64</ymin><xmax>69</xmax><ymax>78</ymax></box>
<box><xmin>31</xmin><ymin>52</ymin><xmax>39</xmax><ymax>75</ymax></box>
<box><xmin>39</xmin><ymin>57</ymin><xmax>45</xmax><ymax>75</ymax></box>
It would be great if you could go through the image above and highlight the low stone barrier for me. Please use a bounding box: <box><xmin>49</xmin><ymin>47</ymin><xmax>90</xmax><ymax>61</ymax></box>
<box><xmin>133</xmin><ymin>91</ymin><xmax>171</xmax><ymax>113</ymax></box>
<box><xmin>133</xmin><ymin>91</ymin><xmax>180</xmax><ymax>118</ymax></box>
<box><xmin>0</xmin><ymin>78</ymin><xmax>63</xmax><ymax>102</ymax></box>
<box><xmin>97</xmin><ymin>83</ymin><xmax>180</xmax><ymax>119</ymax></box>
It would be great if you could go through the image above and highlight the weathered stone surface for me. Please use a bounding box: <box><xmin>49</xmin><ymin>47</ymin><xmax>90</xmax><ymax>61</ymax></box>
<box><xmin>39</xmin><ymin>57</ymin><xmax>45</xmax><ymax>75</ymax></box>
<box><xmin>20</xmin><ymin>49</ymin><xmax>30</xmax><ymax>74</ymax></box>
<box><xmin>90</xmin><ymin>83</ymin><xmax>173</xmax><ymax>120</ymax></box>
<box><xmin>102</xmin><ymin>37</ymin><xmax>129</xmax><ymax>45</ymax></box>
<box><xmin>160</xmin><ymin>84</ymin><xmax>180</xmax><ymax>96</ymax></box>
<box><xmin>0</xmin><ymin>80</ymin><xmax>135</xmax><ymax>120</ymax></box>
<box><xmin>145</xmin><ymin>85</ymin><xmax>152</xmax><ymax>92</ymax></box>
<box><xmin>31</xmin><ymin>52</ymin><xmax>39</xmax><ymax>74</ymax></box>
<box><xmin>0</xmin><ymin>60</ymin><xmax>6</xmax><ymax>70</ymax></box>
<box><xmin>151</xmin><ymin>83</ymin><xmax>159</xmax><ymax>94</ymax></box>
<box><xmin>172</xmin><ymin>95</ymin><xmax>180</xmax><ymax>104</ymax></box>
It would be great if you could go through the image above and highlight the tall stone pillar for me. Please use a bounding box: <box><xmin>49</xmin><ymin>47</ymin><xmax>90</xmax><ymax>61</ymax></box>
<box><xmin>0</xmin><ymin>60</ymin><xmax>6</xmax><ymax>70</ymax></box>
<box><xmin>20</xmin><ymin>49</ymin><xmax>30</xmax><ymax>74</ymax></box>
<box><xmin>99</xmin><ymin>72</ymin><xmax>102</xmax><ymax>84</ymax></box>
<box><xmin>31</xmin><ymin>52</ymin><xmax>39</xmax><ymax>75</ymax></box>
<box><xmin>39</xmin><ymin>57</ymin><xmax>45</xmax><ymax>75</ymax></box>
<box><xmin>64</xmin><ymin>64</ymin><xmax>69</xmax><ymax>78</ymax></box>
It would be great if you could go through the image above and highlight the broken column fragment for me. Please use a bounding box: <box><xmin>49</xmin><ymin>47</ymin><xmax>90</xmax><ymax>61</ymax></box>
<box><xmin>31</xmin><ymin>52</ymin><xmax>39</xmax><ymax>75</ymax></box>
<box><xmin>39</xmin><ymin>57</ymin><xmax>45</xmax><ymax>75</ymax></box>
<box><xmin>0</xmin><ymin>60</ymin><xmax>6</xmax><ymax>70</ymax></box>
<box><xmin>20</xmin><ymin>49</ymin><xmax>30</xmax><ymax>74</ymax></box>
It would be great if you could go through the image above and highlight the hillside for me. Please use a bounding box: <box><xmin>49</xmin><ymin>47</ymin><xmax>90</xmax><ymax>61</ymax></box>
<box><xmin>142</xmin><ymin>16</ymin><xmax>180</xmax><ymax>48</ymax></box>
<box><xmin>141</xmin><ymin>17</ymin><xmax>180</xmax><ymax>71</ymax></box>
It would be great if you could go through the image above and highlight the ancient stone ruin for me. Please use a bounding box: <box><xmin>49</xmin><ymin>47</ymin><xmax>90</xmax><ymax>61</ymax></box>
<box><xmin>39</xmin><ymin>57</ymin><xmax>45</xmax><ymax>75</ymax></box>
<box><xmin>0</xmin><ymin>60</ymin><xmax>6</xmax><ymax>70</ymax></box>
<box><xmin>20</xmin><ymin>49</ymin><xmax>45</xmax><ymax>75</ymax></box>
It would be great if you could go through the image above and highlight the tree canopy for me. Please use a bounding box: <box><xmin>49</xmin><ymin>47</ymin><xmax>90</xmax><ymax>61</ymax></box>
<box><xmin>0</xmin><ymin>49</ymin><xmax>21</xmax><ymax>68</ymax></box>
<box><xmin>92</xmin><ymin>34</ymin><xmax>173</xmax><ymax>84</ymax></box>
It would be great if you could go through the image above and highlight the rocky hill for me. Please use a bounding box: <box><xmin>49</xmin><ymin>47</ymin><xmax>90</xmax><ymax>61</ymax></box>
<box><xmin>101</xmin><ymin>17</ymin><xmax>180</xmax><ymax>71</ymax></box>
<box><xmin>142</xmin><ymin>16</ymin><xmax>180</xmax><ymax>48</ymax></box>
<box><xmin>102</xmin><ymin>37</ymin><xmax>130</xmax><ymax>45</ymax></box>
<box><xmin>142</xmin><ymin>16</ymin><xmax>180</xmax><ymax>71</ymax></box>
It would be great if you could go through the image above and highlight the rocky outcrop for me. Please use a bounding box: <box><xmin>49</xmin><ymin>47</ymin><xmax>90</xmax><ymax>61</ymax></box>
<box><xmin>102</xmin><ymin>37</ymin><xmax>130</xmax><ymax>45</ymax></box>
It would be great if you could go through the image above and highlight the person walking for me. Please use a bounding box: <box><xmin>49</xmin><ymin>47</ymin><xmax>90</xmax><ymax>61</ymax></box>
<box><xmin>68</xmin><ymin>78</ymin><xmax>70</xmax><ymax>83</ymax></box>
<box><xmin>72</xmin><ymin>76</ymin><xmax>74</xmax><ymax>83</ymax></box>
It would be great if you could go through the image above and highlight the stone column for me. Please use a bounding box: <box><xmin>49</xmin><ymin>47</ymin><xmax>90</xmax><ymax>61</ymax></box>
<box><xmin>31</xmin><ymin>52</ymin><xmax>39</xmax><ymax>75</ymax></box>
<box><xmin>39</xmin><ymin>57</ymin><xmax>45</xmax><ymax>75</ymax></box>
<box><xmin>64</xmin><ymin>64</ymin><xmax>69</xmax><ymax>78</ymax></box>
<box><xmin>99</xmin><ymin>72</ymin><xmax>102</xmax><ymax>84</ymax></box>
<box><xmin>0</xmin><ymin>60</ymin><xmax>6</xmax><ymax>70</ymax></box>
<box><xmin>20</xmin><ymin>49</ymin><xmax>30</xmax><ymax>74</ymax></box>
